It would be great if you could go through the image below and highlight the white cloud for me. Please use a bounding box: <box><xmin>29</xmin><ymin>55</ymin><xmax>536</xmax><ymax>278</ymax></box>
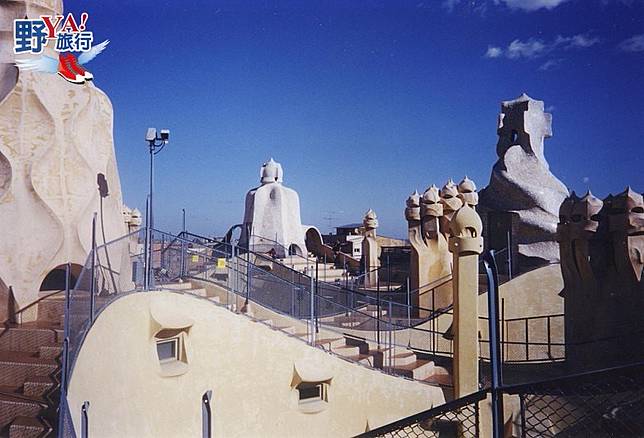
<box><xmin>555</xmin><ymin>34</ymin><xmax>601</xmax><ymax>49</ymax></box>
<box><xmin>485</xmin><ymin>33</ymin><xmax>600</xmax><ymax>60</ymax></box>
<box><xmin>506</xmin><ymin>38</ymin><xmax>548</xmax><ymax>58</ymax></box>
<box><xmin>485</xmin><ymin>46</ymin><xmax>504</xmax><ymax>58</ymax></box>
<box><xmin>494</xmin><ymin>0</ymin><xmax>570</xmax><ymax>11</ymax></box>
<box><xmin>618</xmin><ymin>34</ymin><xmax>644</xmax><ymax>52</ymax></box>
<box><xmin>538</xmin><ymin>59</ymin><xmax>562</xmax><ymax>71</ymax></box>
<box><xmin>442</xmin><ymin>0</ymin><xmax>462</xmax><ymax>11</ymax></box>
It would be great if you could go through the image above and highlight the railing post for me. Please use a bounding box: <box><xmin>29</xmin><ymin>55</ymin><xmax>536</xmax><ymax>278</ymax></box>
<box><xmin>406</xmin><ymin>277</ymin><xmax>411</xmax><ymax>330</ymax></box>
<box><xmin>180</xmin><ymin>208</ymin><xmax>186</xmax><ymax>277</ymax></box>
<box><xmin>483</xmin><ymin>250</ymin><xmax>504</xmax><ymax>438</ymax></box>
<box><xmin>525</xmin><ymin>319</ymin><xmax>529</xmax><ymax>361</ymax></box>
<box><xmin>547</xmin><ymin>316</ymin><xmax>552</xmax><ymax>359</ymax></box>
<box><xmin>233</xmin><ymin>244</ymin><xmax>238</xmax><ymax>298</ymax></box>
<box><xmin>309</xmin><ymin>267</ymin><xmax>315</xmax><ymax>346</ymax></box>
<box><xmin>432</xmin><ymin>288</ymin><xmax>436</xmax><ymax>356</ymax></box>
<box><xmin>62</xmin><ymin>263</ymin><xmax>71</xmax><ymax>386</ymax></box>
<box><xmin>388</xmin><ymin>300</ymin><xmax>393</xmax><ymax>371</ymax></box>
<box><xmin>507</xmin><ymin>230</ymin><xmax>513</xmax><ymax>280</ymax></box>
<box><xmin>519</xmin><ymin>393</ymin><xmax>527</xmax><ymax>438</ymax></box>
<box><xmin>202</xmin><ymin>390</ymin><xmax>213</xmax><ymax>438</ymax></box>
<box><xmin>377</xmin><ymin>275</ymin><xmax>381</xmax><ymax>348</ymax></box>
<box><xmin>501</xmin><ymin>298</ymin><xmax>506</xmax><ymax>362</ymax></box>
<box><xmin>315</xmin><ymin>259</ymin><xmax>319</xmax><ymax>334</ymax></box>
<box><xmin>291</xmin><ymin>269</ymin><xmax>295</xmax><ymax>317</ymax></box>
<box><xmin>58</xmin><ymin>263</ymin><xmax>72</xmax><ymax>438</ymax></box>
<box><xmin>144</xmin><ymin>196</ymin><xmax>151</xmax><ymax>291</ymax></box>
<box><xmin>81</xmin><ymin>401</ymin><xmax>90</xmax><ymax>438</ymax></box>
<box><xmin>90</xmin><ymin>213</ymin><xmax>96</xmax><ymax>323</ymax></box>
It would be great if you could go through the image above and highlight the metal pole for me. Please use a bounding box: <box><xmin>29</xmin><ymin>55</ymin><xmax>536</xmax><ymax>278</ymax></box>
<box><xmin>387</xmin><ymin>254</ymin><xmax>391</xmax><ymax>292</ymax></box>
<box><xmin>81</xmin><ymin>401</ymin><xmax>90</xmax><ymax>438</ymax></box>
<box><xmin>246</xmin><ymin>254</ymin><xmax>251</xmax><ymax>306</ymax></box>
<box><xmin>388</xmin><ymin>300</ymin><xmax>392</xmax><ymax>370</ymax></box>
<box><xmin>90</xmin><ymin>213</ymin><xmax>96</xmax><ymax>323</ymax></box>
<box><xmin>507</xmin><ymin>230</ymin><xmax>512</xmax><ymax>280</ymax></box>
<box><xmin>143</xmin><ymin>196</ymin><xmax>150</xmax><ymax>291</ymax></box>
<box><xmin>61</xmin><ymin>263</ymin><xmax>71</xmax><ymax>389</ymax></box>
<box><xmin>406</xmin><ymin>277</ymin><xmax>411</xmax><ymax>329</ymax></box>
<box><xmin>309</xmin><ymin>267</ymin><xmax>315</xmax><ymax>346</ymax></box>
<box><xmin>315</xmin><ymin>258</ymin><xmax>319</xmax><ymax>334</ymax></box>
<box><xmin>501</xmin><ymin>298</ymin><xmax>506</xmax><ymax>362</ymax></box>
<box><xmin>377</xmin><ymin>275</ymin><xmax>381</xmax><ymax>348</ymax></box>
<box><xmin>323</xmin><ymin>254</ymin><xmax>326</xmax><ymax>283</ymax></box>
<box><xmin>149</xmin><ymin>140</ymin><xmax>154</xmax><ymax>232</ymax></box>
<box><xmin>483</xmin><ymin>250</ymin><xmax>504</xmax><ymax>438</ymax></box>
<box><xmin>180</xmin><ymin>208</ymin><xmax>186</xmax><ymax>277</ymax></box>
<box><xmin>202</xmin><ymin>390</ymin><xmax>213</xmax><ymax>438</ymax></box>
<box><xmin>147</xmin><ymin>139</ymin><xmax>155</xmax><ymax>290</ymax></box>
<box><xmin>519</xmin><ymin>394</ymin><xmax>527</xmax><ymax>438</ymax></box>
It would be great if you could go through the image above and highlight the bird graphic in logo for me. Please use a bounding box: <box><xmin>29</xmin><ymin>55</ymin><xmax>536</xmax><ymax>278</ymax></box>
<box><xmin>15</xmin><ymin>40</ymin><xmax>109</xmax><ymax>84</ymax></box>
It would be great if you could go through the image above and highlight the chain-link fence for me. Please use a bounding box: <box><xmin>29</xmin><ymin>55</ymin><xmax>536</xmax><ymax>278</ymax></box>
<box><xmin>505</xmin><ymin>361</ymin><xmax>644</xmax><ymax>438</ymax></box>
<box><xmin>357</xmin><ymin>390</ymin><xmax>486</xmax><ymax>438</ymax></box>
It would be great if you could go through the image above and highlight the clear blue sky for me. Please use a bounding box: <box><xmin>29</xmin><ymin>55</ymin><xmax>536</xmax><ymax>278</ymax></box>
<box><xmin>66</xmin><ymin>0</ymin><xmax>643</xmax><ymax>238</ymax></box>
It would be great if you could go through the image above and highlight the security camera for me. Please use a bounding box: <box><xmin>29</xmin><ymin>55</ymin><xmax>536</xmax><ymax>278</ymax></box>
<box><xmin>146</xmin><ymin>128</ymin><xmax>157</xmax><ymax>142</ymax></box>
<box><xmin>160</xmin><ymin>129</ymin><xmax>170</xmax><ymax>142</ymax></box>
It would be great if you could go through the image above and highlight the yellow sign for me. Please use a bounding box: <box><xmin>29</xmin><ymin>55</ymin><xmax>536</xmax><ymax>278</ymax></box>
<box><xmin>217</xmin><ymin>258</ymin><xmax>226</xmax><ymax>269</ymax></box>
<box><xmin>191</xmin><ymin>255</ymin><xmax>199</xmax><ymax>263</ymax></box>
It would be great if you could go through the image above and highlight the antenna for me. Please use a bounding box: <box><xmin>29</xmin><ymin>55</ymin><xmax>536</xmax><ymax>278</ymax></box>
<box><xmin>322</xmin><ymin>210</ymin><xmax>344</xmax><ymax>233</ymax></box>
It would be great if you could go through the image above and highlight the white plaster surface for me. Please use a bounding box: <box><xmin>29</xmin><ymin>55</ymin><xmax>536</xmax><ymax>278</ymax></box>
<box><xmin>0</xmin><ymin>0</ymin><xmax>128</xmax><ymax>309</ymax></box>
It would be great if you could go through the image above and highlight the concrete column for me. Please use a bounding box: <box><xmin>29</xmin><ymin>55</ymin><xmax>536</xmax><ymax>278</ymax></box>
<box><xmin>448</xmin><ymin>204</ymin><xmax>484</xmax><ymax>398</ymax></box>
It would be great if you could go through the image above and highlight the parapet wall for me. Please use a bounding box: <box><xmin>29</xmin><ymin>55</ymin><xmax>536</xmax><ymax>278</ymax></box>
<box><xmin>67</xmin><ymin>291</ymin><xmax>444</xmax><ymax>437</ymax></box>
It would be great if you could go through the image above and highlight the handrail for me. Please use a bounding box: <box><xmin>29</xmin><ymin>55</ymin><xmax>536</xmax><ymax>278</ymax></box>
<box><xmin>8</xmin><ymin>286</ymin><xmax>71</xmax><ymax>324</ymax></box>
<box><xmin>355</xmin><ymin>389</ymin><xmax>488</xmax><ymax>438</ymax></box>
<box><xmin>154</xmin><ymin>230</ymin><xmax>573</xmax><ymax>362</ymax></box>
<box><xmin>175</xmin><ymin>230</ymin><xmax>441</xmax><ymax>315</ymax></box>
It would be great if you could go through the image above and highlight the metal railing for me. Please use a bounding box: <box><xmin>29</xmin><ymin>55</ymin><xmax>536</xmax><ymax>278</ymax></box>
<box><xmin>356</xmin><ymin>389</ymin><xmax>487</xmax><ymax>437</ymax></box>
<box><xmin>505</xmin><ymin>361</ymin><xmax>644</xmax><ymax>437</ymax></box>
<box><xmin>55</xmin><ymin>228</ymin><xmax>569</xmax><ymax>436</ymax></box>
<box><xmin>355</xmin><ymin>361</ymin><xmax>644</xmax><ymax>438</ymax></box>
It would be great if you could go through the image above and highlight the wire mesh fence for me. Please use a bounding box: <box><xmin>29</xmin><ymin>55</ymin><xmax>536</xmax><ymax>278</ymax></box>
<box><xmin>505</xmin><ymin>361</ymin><xmax>644</xmax><ymax>438</ymax></box>
<box><xmin>357</xmin><ymin>390</ymin><xmax>486</xmax><ymax>438</ymax></box>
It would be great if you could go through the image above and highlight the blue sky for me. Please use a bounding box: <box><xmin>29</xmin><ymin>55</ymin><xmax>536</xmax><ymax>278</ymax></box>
<box><xmin>65</xmin><ymin>0</ymin><xmax>643</xmax><ymax>238</ymax></box>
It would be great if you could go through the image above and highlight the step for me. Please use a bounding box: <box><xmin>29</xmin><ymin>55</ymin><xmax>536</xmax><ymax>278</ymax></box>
<box><xmin>0</xmin><ymin>326</ymin><xmax>61</xmax><ymax>354</ymax></box>
<box><xmin>22</xmin><ymin>376</ymin><xmax>55</xmax><ymax>398</ymax></box>
<box><xmin>9</xmin><ymin>416</ymin><xmax>50</xmax><ymax>438</ymax></box>
<box><xmin>388</xmin><ymin>360</ymin><xmax>436</xmax><ymax>380</ymax></box>
<box><xmin>346</xmin><ymin>354</ymin><xmax>377</xmax><ymax>367</ymax></box>
<box><xmin>38</xmin><ymin>345</ymin><xmax>61</xmax><ymax>360</ymax></box>
<box><xmin>209</xmin><ymin>295</ymin><xmax>221</xmax><ymax>304</ymax></box>
<box><xmin>331</xmin><ymin>345</ymin><xmax>361</xmax><ymax>357</ymax></box>
<box><xmin>0</xmin><ymin>352</ymin><xmax>58</xmax><ymax>386</ymax></box>
<box><xmin>365</xmin><ymin>305</ymin><xmax>388</xmax><ymax>316</ymax></box>
<box><xmin>159</xmin><ymin>282</ymin><xmax>193</xmax><ymax>291</ymax></box>
<box><xmin>0</xmin><ymin>392</ymin><xmax>46</xmax><ymax>429</ymax></box>
<box><xmin>392</xmin><ymin>352</ymin><xmax>417</xmax><ymax>367</ymax></box>
<box><xmin>186</xmin><ymin>288</ymin><xmax>207</xmax><ymax>297</ymax></box>
<box><xmin>314</xmin><ymin>337</ymin><xmax>345</xmax><ymax>350</ymax></box>
<box><xmin>330</xmin><ymin>316</ymin><xmax>365</xmax><ymax>328</ymax></box>
<box><xmin>36</xmin><ymin>296</ymin><xmax>65</xmax><ymax>324</ymax></box>
<box><xmin>275</xmin><ymin>326</ymin><xmax>297</xmax><ymax>335</ymax></box>
<box><xmin>423</xmin><ymin>373</ymin><xmax>453</xmax><ymax>387</ymax></box>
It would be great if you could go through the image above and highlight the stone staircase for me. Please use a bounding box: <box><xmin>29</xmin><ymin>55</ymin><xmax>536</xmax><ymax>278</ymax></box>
<box><xmin>0</xmin><ymin>292</ymin><xmax>66</xmax><ymax>437</ymax></box>
<box><xmin>166</xmin><ymin>280</ymin><xmax>452</xmax><ymax>388</ymax></box>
